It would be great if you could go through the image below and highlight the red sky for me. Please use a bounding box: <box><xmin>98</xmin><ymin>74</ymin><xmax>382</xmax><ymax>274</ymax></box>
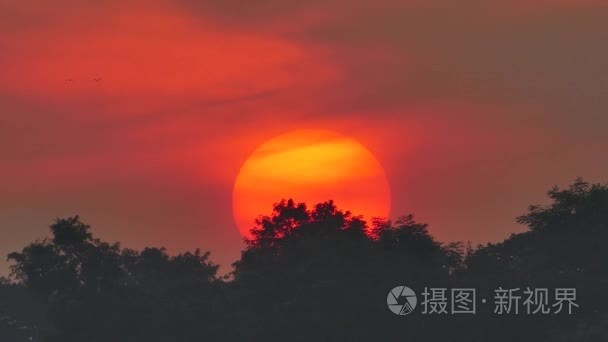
<box><xmin>1</xmin><ymin>0</ymin><xmax>608</xmax><ymax>274</ymax></box>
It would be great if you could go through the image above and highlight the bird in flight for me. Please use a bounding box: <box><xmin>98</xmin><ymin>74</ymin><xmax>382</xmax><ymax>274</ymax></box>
<box><xmin>93</xmin><ymin>77</ymin><xmax>102</xmax><ymax>82</ymax></box>
<box><xmin>64</xmin><ymin>78</ymin><xmax>73</xmax><ymax>82</ymax></box>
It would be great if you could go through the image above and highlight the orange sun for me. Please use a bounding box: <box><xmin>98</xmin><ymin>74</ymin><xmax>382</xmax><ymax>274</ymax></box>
<box><xmin>232</xmin><ymin>129</ymin><xmax>391</xmax><ymax>238</ymax></box>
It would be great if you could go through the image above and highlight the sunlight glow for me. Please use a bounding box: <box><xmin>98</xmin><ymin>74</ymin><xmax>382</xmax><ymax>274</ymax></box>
<box><xmin>233</xmin><ymin>130</ymin><xmax>391</xmax><ymax>238</ymax></box>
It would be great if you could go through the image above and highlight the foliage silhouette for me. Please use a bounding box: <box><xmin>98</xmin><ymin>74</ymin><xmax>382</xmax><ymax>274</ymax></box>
<box><xmin>4</xmin><ymin>179</ymin><xmax>608</xmax><ymax>341</ymax></box>
<box><xmin>0</xmin><ymin>278</ymin><xmax>48</xmax><ymax>341</ymax></box>
<box><xmin>463</xmin><ymin>179</ymin><xmax>608</xmax><ymax>341</ymax></box>
<box><xmin>8</xmin><ymin>217</ymin><xmax>222</xmax><ymax>341</ymax></box>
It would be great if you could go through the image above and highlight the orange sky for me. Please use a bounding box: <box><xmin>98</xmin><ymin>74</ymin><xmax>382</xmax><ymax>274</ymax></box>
<box><xmin>1</xmin><ymin>0</ymin><xmax>608</xmax><ymax>274</ymax></box>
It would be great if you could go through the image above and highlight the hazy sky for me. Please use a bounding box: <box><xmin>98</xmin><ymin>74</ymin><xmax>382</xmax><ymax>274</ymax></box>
<box><xmin>1</xmin><ymin>0</ymin><xmax>607</xmax><ymax>275</ymax></box>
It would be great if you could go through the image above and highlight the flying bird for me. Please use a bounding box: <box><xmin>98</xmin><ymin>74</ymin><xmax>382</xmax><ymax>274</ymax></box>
<box><xmin>93</xmin><ymin>77</ymin><xmax>102</xmax><ymax>82</ymax></box>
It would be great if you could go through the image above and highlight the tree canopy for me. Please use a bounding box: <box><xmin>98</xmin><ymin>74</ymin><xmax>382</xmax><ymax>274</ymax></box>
<box><xmin>3</xmin><ymin>179</ymin><xmax>608</xmax><ymax>341</ymax></box>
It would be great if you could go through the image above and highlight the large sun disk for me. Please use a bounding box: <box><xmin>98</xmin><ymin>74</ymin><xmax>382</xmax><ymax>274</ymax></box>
<box><xmin>233</xmin><ymin>130</ymin><xmax>391</xmax><ymax>238</ymax></box>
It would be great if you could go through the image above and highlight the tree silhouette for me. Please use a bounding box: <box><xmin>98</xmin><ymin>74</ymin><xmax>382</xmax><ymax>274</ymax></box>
<box><xmin>5</xmin><ymin>179</ymin><xmax>608</xmax><ymax>341</ymax></box>
<box><xmin>229</xmin><ymin>199</ymin><xmax>461</xmax><ymax>341</ymax></box>
<box><xmin>0</xmin><ymin>278</ymin><xmax>48</xmax><ymax>341</ymax></box>
<box><xmin>463</xmin><ymin>179</ymin><xmax>608</xmax><ymax>341</ymax></box>
<box><xmin>8</xmin><ymin>217</ymin><xmax>222</xmax><ymax>342</ymax></box>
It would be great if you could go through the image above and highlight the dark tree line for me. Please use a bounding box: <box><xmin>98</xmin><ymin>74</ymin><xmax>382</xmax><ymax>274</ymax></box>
<box><xmin>2</xmin><ymin>179</ymin><xmax>607</xmax><ymax>341</ymax></box>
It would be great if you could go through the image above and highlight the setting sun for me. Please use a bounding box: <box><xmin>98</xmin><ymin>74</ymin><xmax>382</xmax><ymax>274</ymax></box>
<box><xmin>232</xmin><ymin>130</ymin><xmax>391</xmax><ymax>238</ymax></box>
